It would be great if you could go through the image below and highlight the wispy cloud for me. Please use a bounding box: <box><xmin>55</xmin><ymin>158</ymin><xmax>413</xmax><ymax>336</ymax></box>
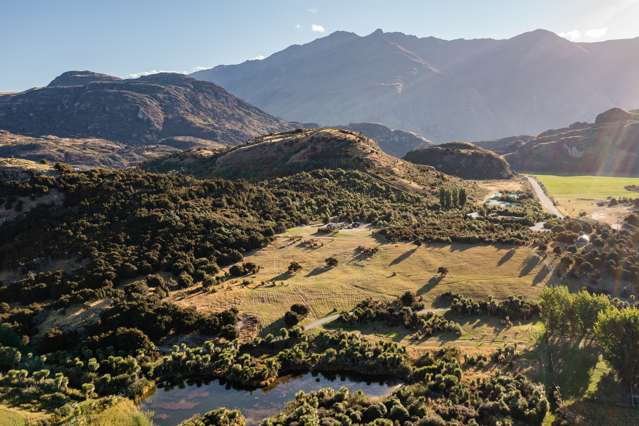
<box><xmin>585</xmin><ymin>27</ymin><xmax>609</xmax><ymax>39</ymax></box>
<box><xmin>307</xmin><ymin>7</ymin><xmax>318</xmax><ymax>14</ymax></box>
<box><xmin>559</xmin><ymin>26</ymin><xmax>609</xmax><ymax>41</ymax></box>
<box><xmin>311</xmin><ymin>24</ymin><xmax>326</xmax><ymax>33</ymax></box>
<box><xmin>295</xmin><ymin>23</ymin><xmax>302</xmax><ymax>30</ymax></box>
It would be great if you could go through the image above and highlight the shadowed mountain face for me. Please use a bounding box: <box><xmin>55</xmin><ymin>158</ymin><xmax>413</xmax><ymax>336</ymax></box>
<box><xmin>487</xmin><ymin>108</ymin><xmax>639</xmax><ymax>176</ymax></box>
<box><xmin>0</xmin><ymin>71</ymin><xmax>291</xmax><ymax>146</ymax></box>
<box><xmin>404</xmin><ymin>142</ymin><xmax>514</xmax><ymax>180</ymax></box>
<box><xmin>193</xmin><ymin>29</ymin><xmax>639</xmax><ymax>142</ymax></box>
<box><xmin>339</xmin><ymin>122</ymin><xmax>432</xmax><ymax>157</ymax></box>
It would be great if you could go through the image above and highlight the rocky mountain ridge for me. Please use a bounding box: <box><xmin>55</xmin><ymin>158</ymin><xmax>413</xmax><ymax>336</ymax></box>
<box><xmin>194</xmin><ymin>29</ymin><xmax>639</xmax><ymax>142</ymax></box>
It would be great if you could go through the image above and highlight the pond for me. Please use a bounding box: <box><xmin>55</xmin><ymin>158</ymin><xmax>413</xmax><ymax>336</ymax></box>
<box><xmin>485</xmin><ymin>191</ymin><xmax>521</xmax><ymax>209</ymax></box>
<box><xmin>141</xmin><ymin>373</ymin><xmax>401</xmax><ymax>425</ymax></box>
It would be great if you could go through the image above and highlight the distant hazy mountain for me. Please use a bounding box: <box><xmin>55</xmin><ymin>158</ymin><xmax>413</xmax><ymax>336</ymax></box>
<box><xmin>486</xmin><ymin>108</ymin><xmax>639</xmax><ymax>176</ymax></box>
<box><xmin>339</xmin><ymin>122</ymin><xmax>432</xmax><ymax>157</ymax></box>
<box><xmin>193</xmin><ymin>29</ymin><xmax>639</xmax><ymax>142</ymax></box>
<box><xmin>0</xmin><ymin>71</ymin><xmax>290</xmax><ymax>146</ymax></box>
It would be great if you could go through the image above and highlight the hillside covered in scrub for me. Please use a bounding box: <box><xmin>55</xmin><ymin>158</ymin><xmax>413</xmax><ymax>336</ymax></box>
<box><xmin>403</xmin><ymin>142</ymin><xmax>514</xmax><ymax>179</ymax></box>
<box><xmin>145</xmin><ymin>128</ymin><xmax>451</xmax><ymax>196</ymax></box>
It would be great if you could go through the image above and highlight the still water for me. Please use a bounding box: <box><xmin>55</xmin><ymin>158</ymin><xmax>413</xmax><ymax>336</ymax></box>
<box><xmin>141</xmin><ymin>373</ymin><xmax>401</xmax><ymax>425</ymax></box>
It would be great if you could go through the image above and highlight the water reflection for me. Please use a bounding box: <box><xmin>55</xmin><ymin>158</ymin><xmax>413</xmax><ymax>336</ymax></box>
<box><xmin>141</xmin><ymin>372</ymin><xmax>401</xmax><ymax>426</ymax></box>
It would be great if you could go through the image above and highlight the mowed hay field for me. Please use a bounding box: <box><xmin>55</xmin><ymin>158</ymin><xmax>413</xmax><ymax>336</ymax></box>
<box><xmin>532</xmin><ymin>174</ymin><xmax>639</xmax><ymax>219</ymax></box>
<box><xmin>174</xmin><ymin>225</ymin><xmax>552</xmax><ymax>351</ymax></box>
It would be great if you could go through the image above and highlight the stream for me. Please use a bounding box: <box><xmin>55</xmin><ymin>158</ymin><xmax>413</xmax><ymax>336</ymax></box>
<box><xmin>141</xmin><ymin>373</ymin><xmax>401</xmax><ymax>425</ymax></box>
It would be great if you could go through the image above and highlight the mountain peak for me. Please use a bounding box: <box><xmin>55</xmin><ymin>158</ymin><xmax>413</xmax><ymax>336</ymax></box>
<box><xmin>48</xmin><ymin>70</ymin><xmax>120</xmax><ymax>87</ymax></box>
<box><xmin>510</xmin><ymin>29</ymin><xmax>563</xmax><ymax>43</ymax></box>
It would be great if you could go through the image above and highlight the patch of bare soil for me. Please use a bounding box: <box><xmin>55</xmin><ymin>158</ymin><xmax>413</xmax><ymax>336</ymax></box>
<box><xmin>589</xmin><ymin>204</ymin><xmax>632</xmax><ymax>228</ymax></box>
<box><xmin>35</xmin><ymin>298</ymin><xmax>112</xmax><ymax>339</ymax></box>
<box><xmin>476</xmin><ymin>177</ymin><xmax>526</xmax><ymax>202</ymax></box>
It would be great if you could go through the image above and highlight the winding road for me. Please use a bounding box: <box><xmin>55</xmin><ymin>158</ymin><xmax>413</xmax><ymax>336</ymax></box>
<box><xmin>525</xmin><ymin>175</ymin><xmax>564</xmax><ymax>218</ymax></box>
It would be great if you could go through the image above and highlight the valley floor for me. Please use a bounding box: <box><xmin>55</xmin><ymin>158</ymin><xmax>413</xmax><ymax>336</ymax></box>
<box><xmin>532</xmin><ymin>174</ymin><xmax>639</xmax><ymax>226</ymax></box>
<box><xmin>172</xmin><ymin>225</ymin><xmax>554</xmax><ymax>354</ymax></box>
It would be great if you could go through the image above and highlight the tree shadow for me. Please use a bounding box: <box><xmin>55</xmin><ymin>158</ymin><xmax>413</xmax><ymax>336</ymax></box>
<box><xmin>417</xmin><ymin>274</ymin><xmax>444</xmax><ymax>296</ymax></box>
<box><xmin>306</xmin><ymin>266</ymin><xmax>331</xmax><ymax>277</ymax></box>
<box><xmin>259</xmin><ymin>318</ymin><xmax>286</xmax><ymax>337</ymax></box>
<box><xmin>498</xmin><ymin>248</ymin><xmax>516</xmax><ymax>266</ymax></box>
<box><xmin>389</xmin><ymin>248</ymin><xmax>417</xmax><ymax>266</ymax></box>
<box><xmin>519</xmin><ymin>255</ymin><xmax>541</xmax><ymax>277</ymax></box>
<box><xmin>526</xmin><ymin>340</ymin><xmax>600</xmax><ymax>401</ymax></box>
<box><xmin>533</xmin><ymin>263</ymin><xmax>551</xmax><ymax>285</ymax></box>
<box><xmin>270</xmin><ymin>271</ymin><xmax>294</xmax><ymax>281</ymax></box>
<box><xmin>448</xmin><ymin>242</ymin><xmax>477</xmax><ymax>252</ymax></box>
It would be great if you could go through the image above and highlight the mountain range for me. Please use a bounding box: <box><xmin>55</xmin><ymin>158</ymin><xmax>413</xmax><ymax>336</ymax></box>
<box><xmin>193</xmin><ymin>29</ymin><xmax>639</xmax><ymax>142</ymax></box>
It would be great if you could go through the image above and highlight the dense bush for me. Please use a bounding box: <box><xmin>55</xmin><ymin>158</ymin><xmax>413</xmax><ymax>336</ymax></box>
<box><xmin>443</xmin><ymin>292</ymin><xmax>540</xmax><ymax>321</ymax></box>
<box><xmin>262</xmin><ymin>372</ymin><xmax>547</xmax><ymax>425</ymax></box>
<box><xmin>339</xmin><ymin>292</ymin><xmax>462</xmax><ymax>338</ymax></box>
<box><xmin>179</xmin><ymin>408</ymin><xmax>246</xmax><ymax>426</ymax></box>
<box><xmin>283</xmin><ymin>304</ymin><xmax>310</xmax><ymax>327</ymax></box>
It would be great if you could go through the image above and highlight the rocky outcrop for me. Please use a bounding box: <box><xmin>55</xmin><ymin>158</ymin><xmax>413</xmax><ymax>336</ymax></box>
<box><xmin>403</xmin><ymin>142</ymin><xmax>514</xmax><ymax>179</ymax></box>
<box><xmin>500</xmin><ymin>108</ymin><xmax>639</xmax><ymax>175</ymax></box>
<box><xmin>47</xmin><ymin>71</ymin><xmax>121</xmax><ymax>87</ymax></box>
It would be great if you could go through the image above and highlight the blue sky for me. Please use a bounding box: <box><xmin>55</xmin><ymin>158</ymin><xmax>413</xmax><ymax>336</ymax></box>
<box><xmin>2</xmin><ymin>0</ymin><xmax>639</xmax><ymax>91</ymax></box>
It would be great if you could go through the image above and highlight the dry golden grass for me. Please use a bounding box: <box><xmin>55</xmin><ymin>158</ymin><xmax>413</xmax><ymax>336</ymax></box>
<box><xmin>0</xmin><ymin>405</ymin><xmax>50</xmax><ymax>426</ymax></box>
<box><xmin>173</xmin><ymin>225</ymin><xmax>552</xmax><ymax>351</ymax></box>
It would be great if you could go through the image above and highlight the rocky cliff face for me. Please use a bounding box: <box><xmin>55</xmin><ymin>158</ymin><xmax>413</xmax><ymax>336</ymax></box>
<box><xmin>404</xmin><ymin>142</ymin><xmax>514</xmax><ymax>179</ymax></box>
<box><xmin>0</xmin><ymin>71</ymin><xmax>291</xmax><ymax>146</ymax></box>
<box><xmin>497</xmin><ymin>108</ymin><xmax>639</xmax><ymax>175</ymax></box>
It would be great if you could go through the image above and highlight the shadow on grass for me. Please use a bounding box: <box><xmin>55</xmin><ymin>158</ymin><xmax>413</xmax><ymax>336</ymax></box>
<box><xmin>533</xmin><ymin>263</ymin><xmax>551</xmax><ymax>284</ymax></box>
<box><xmin>389</xmin><ymin>248</ymin><xmax>417</xmax><ymax>266</ymax></box>
<box><xmin>305</xmin><ymin>266</ymin><xmax>331</xmax><ymax>277</ymax></box>
<box><xmin>270</xmin><ymin>271</ymin><xmax>294</xmax><ymax>281</ymax></box>
<box><xmin>448</xmin><ymin>242</ymin><xmax>477</xmax><ymax>252</ymax></box>
<box><xmin>259</xmin><ymin>318</ymin><xmax>286</xmax><ymax>337</ymax></box>
<box><xmin>498</xmin><ymin>248</ymin><xmax>516</xmax><ymax>266</ymax></box>
<box><xmin>417</xmin><ymin>275</ymin><xmax>444</xmax><ymax>296</ymax></box>
<box><xmin>520</xmin><ymin>255</ymin><xmax>541</xmax><ymax>277</ymax></box>
<box><xmin>525</xmin><ymin>340</ymin><xmax>600</xmax><ymax>401</ymax></box>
